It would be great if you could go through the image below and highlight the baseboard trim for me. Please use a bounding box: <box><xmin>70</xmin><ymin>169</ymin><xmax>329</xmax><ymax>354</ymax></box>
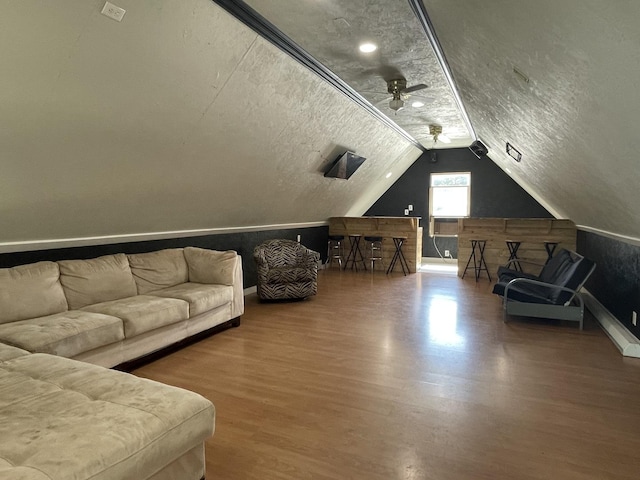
<box><xmin>583</xmin><ymin>289</ymin><xmax>640</xmax><ymax>358</ymax></box>
<box><xmin>243</xmin><ymin>286</ymin><xmax>257</xmax><ymax>296</ymax></box>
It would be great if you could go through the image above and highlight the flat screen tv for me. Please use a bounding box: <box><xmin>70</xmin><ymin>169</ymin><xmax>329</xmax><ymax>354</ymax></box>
<box><xmin>324</xmin><ymin>151</ymin><xmax>366</xmax><ymax>180</ymax></box>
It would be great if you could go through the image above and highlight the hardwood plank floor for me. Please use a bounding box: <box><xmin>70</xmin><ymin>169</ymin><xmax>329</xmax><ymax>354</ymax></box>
<box><xmin>134</xmin><ymin>269</ymin><xmax>640</xmax><ymax>480</ymax></box>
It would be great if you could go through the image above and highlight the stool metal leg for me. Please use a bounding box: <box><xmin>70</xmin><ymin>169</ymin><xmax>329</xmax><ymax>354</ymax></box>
<box><xmin>544</xmin><ymin>241</ymin><xmax>558</xmax><ymax>265</ymax></box>
<box><xmin>506</xmin><ymin>241</ymin><xmax>522</xmax><ymax>272</ymax></box>
<box><xmin>386</xmin><ymin>237</ymin><xmax>408</xmax><ymax>275</ymax></box>
<box><xmin>462</xmin><ymin>240</ymin><xmax>478</xmax><ymax>279</ymax></box>
<box><xmin>462</xmin><ymin>240</ymin><xmax>491</xmax><ymax>281</ymax></box>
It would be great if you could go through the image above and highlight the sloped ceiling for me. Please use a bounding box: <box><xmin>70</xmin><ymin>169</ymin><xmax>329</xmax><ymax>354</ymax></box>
<box><xmin>241</xmin><ymin>0</ymin><xmax>640</xmax><ymax>241</ymax></box>
<box><xmin>4</xmin><ymin>0</ymin><xmax>639</xmax><ymax>247</ymax></box>
<box><xmin>243</xmin><ymin>0</ymin><xmax>473</xmax><ymax>149</ymax></box>
<box><xmin>422</xmin><ymin>0</ymin><xmax>640</xmax><ymax>240</ymax></box>
<box><xmin>0</xmin><ymin>0</ymin><xmax>421</xmax><ymax>246</ymax></box>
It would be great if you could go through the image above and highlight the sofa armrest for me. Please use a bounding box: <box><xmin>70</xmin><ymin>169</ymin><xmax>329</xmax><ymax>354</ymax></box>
<box><xmin>231</xmin><ymin>254</ymin><xmax>244</xmax><ymax>318</ymax></box>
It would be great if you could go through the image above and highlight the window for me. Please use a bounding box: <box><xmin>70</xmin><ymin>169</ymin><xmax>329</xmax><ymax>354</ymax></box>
<box><xmin>429</xmin><ymin>172</ymin><xmax>471</xmax><ymax>218</ymax></box>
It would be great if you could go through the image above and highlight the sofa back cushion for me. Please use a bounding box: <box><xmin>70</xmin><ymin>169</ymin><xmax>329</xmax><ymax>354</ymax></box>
<box><xmin>127</xmin><ymin>249</ymin><xmax>189</xmax><ymax>294</ymax></box>
<box><xmin>0</xmin><ymin>262</ymin><xmax>68</xmax><ymax>324</ymax></box>
<box><xmin>184</xmin><ymin>247</ymin><xmax>237</xmax><ymax>286</ymax></box>
<box><xmin>58</xmin><ymin>254</ymin><xmax>137</xmax><ymax>310</ymax></box>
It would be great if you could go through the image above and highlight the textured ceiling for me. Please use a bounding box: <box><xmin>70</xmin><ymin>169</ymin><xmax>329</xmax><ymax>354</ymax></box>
<box><xmin>243</xmin><ymin>0</ymin><xmax>640</xmax><ymax>240</ymax></box>
<box><xmin>422</xmin><ymin>0</ymin><xmax>640</xmax><ymax>239</ymax></box>
<box><xmin>4</xmin><ymin>0</ymin><xmax>640</xmax><ymax>246</ymax></box>
<box><xmin>0</xmin><ymin>0</ymin><xmax>420</xmax><ymax>245</ymax></box>
<box><xmin>243</xmin><ymin>0</ymin><xmax>473</xmax><ymax>149</ymax></box>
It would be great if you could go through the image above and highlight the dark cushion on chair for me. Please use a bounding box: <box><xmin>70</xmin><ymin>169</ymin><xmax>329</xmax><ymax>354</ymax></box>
<box><xmin>493</xmin><ymin>249</ymin><xmax>595</xmax><ymax>306</ymax></box>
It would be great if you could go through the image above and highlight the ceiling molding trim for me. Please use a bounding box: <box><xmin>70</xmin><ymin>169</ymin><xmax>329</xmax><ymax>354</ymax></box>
<box><xmin>408</xmin><ymin>0</ymin><xmax>476</xmax><ymax>141</ymax></box>
<box><xmin>211</xmin><ymin>0</ymin><xmax>425</xmax><ymax>152</ymax></box>
<box><xmin>0</xmin><ymin>221</ymin><xmax>329</xmax><ymax>254</ymax></box>
<box><xmin>577</xmin><ymin>225</ymin><xmax>640</xmax><ymax>248</ymax></box>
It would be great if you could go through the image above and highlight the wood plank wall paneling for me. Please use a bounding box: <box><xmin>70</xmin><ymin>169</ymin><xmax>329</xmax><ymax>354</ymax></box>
<box><xmin>329</xmin><ymin>217</ymin><xmax>421</xmax><ymax>273</ymax></box>
<box><xmin>457</xmin><ymin>218</ymin><xmax>577</xmax><ymax>278</ymax></box>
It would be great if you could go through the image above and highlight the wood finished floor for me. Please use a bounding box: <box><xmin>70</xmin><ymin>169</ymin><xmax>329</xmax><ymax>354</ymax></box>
<box><xmin>134</xmin><ymin>269</ymin><xmax>640</xmax><ymax>480</ymax></box>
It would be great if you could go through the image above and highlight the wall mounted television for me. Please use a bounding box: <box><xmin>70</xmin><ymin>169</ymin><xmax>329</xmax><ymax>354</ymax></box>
<box><xmin>324</xmin><ymin>151</ymin><xmax>366</xmax><ymax>180</ymax></box>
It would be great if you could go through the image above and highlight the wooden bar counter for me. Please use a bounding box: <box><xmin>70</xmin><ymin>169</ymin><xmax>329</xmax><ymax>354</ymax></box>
<box><xmin>456</xmin><ymin>218</ymin><xmax>577</xmax><ymax>278</ymax></box>
<box><xmin>329</xmin><ymin>216</ymin><xmax>422</xmax><ymax>273</ymax></box>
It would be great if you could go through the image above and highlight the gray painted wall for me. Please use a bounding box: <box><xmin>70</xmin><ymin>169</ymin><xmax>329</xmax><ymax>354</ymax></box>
<box><xmin>577</xmin><ymin>231</ymin><xmax>640</xmax><ymax>340</ymax></box>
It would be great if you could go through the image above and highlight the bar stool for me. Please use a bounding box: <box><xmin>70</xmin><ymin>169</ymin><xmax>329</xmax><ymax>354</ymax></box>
<box><xmin>462</xmin><ymin>239</ymin><xmax>491</xmax><ymax>281</ymax></box>
<box><xmin>386</xmin><ymin>237</ymin><xmax>409</xmax><ymax>275</ymax></box>
<box><xmin>344</xmin><ymin>234</ymin><xmax>367</xmax><ymax>271</ymax></box>
<box><xmin>505</xmin><ymin>239</ymin><xmax>522</xmax><ymax>272</ymax></box>
<box><xmin>327</xmin><ymin>235</ymin><xmax>344</xmax><ymax>269</ymax></box>
<box><xmin>543</xmin><ymin>241</ymin><xmax>558</xmax><ymax>265</ymax></box>
<box><xmin>364</xmin><ymin>236</ymin><xmax>385</xmax><ymax>272</ymax></box>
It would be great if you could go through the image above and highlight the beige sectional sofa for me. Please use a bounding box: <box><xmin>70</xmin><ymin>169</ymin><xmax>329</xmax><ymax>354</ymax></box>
<box><xmin>0</xmin><ymin>247</ymin><xmax>244</xmax><ymax>367</ymax></box>
<box><xmin>0</xmin><ymin>247</ymin><xmax>245</xmax><ymax>480</ymax></box>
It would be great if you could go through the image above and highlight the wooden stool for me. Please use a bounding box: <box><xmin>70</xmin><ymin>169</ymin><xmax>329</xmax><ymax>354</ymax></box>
<box><xmin>462</xmin><ymin>239</ymin><xmax>491</xmax><ymax>281</ymax></box>
<box><xmin>505</xmin><ymin>240</ymin><xmax>522</xmax><ymax>272</ymax></box>
<box><xmin>386</xmin><ymin>237</ymin><xmax>409</xmax><ymax>275</ymax></box>
<box><xmin>344</xmin><ymin>234</ymin><xmax>367</xmax><ymax>271</ymax></box>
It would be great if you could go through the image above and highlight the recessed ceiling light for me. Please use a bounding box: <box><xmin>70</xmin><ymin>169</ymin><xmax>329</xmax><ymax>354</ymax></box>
<box><xmin>385</xmin><ymin>172</ymin><xmax>392</xmax><ymax>179</ymax></box>
<box><xmin>359</xmin><ymin>43</ymin><xmax>377</xmax><ymax>53</ymax></box>
<box><xmin>411</xmin><ymin>101</ymin><xmax>425</xmax><ymax>108</ymax></box>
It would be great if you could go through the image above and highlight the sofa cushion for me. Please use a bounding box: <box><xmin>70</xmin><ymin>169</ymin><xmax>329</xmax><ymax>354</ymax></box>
<box><xmin>184</xmin><ymin>247</ymin><xmax>237</xmax><ymax>286</ymax></box>
<box><xmin>58</xmin><ymin>254</ymin><xmax>138</xmax><ymax>310</ymax></box>
<box><xmin>0</xmin><ymin>343</ymin><xmax>30</xmax><ymax>362</ymax></box>
<box><xmin>127</xmin><ymin>249</ymin><xmax>189</xmax><ymax>295</ymax></box>
<box><xmin>0</xmin><ymin>262</ymin><xmax>68</xmax><ymax>325</ymax></box>
<box><xmin>0</xmin><ymin>311</ymin><xmax>124</xmax><ymax>358</ymax></box>
<box><xmin>0</xmin><ymin>353</ymin><xmax>214</xmax><ymax>480</ymax></box>
<box><xmin>81</xmin><ymin>295</ymin><xmax>189</xmax><ymax>338</ymax></box>
<box><xmin>149</xmin><ymin>283</ymin><xmax>233</xmax><ymax>317</ymax></box>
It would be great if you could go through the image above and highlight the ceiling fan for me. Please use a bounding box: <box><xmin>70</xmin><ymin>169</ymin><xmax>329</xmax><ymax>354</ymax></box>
<box><xmin>378</xmin><ymin>78</ymin><xmax>431</xmax><ymax>112</ymax></box>
<box><xmin>429</xmin><ymin>124</ymin><xmax>451</xmax><ymax>144</ymax></box>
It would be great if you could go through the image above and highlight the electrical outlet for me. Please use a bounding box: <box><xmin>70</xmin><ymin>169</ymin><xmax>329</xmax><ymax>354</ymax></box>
<box><xmin>444</xmin><ymin>250</ymin><xmax>450</xmax><ymax>258</ymax></box>
<box><xmin>408</xmin><ymin>204</ymin><xmax>413</xmax><ymax>211</ymax></box>
<box><xmin>101</xmin><ymin>1</ymin><xmax>126</xmax><ymax>22</ymax></box>
<box><xmin>296</xmin><ymin>234</ymin><xmax>301</xmax><ymax>243</ymax></box>
<box><xmin>404</xmin><ymin>209</ymin><xmax>409</xmax><ymax>215</ymax></box>
<box><xmin>633</xmin><ymin>311</ymin><xmax>637</xmax><ymax>327</ymax></box>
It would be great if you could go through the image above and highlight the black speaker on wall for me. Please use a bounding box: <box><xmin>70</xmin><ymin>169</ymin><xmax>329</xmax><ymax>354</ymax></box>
<box><xmin>469</xmin><ymin>140</ymin><xmax>488</xmax><ymax>159</ymax></box>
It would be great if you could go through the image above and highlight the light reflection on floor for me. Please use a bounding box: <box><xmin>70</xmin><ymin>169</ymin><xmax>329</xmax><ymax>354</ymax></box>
<box><xmin>419</xmin><ymin>259</ymin><xmax>457</xmax><ymax>274</ymax></box>
<box><xmin>427</xmin><ymin>295</ymin><xmax>465</xmax><ymax>347</ymax></box>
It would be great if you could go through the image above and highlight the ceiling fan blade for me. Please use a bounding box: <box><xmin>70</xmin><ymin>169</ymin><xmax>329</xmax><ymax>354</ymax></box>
<box><xmin>402</xmin><ymin>83</ymin><xmax>428</xmax><ymax>94</ymax></box>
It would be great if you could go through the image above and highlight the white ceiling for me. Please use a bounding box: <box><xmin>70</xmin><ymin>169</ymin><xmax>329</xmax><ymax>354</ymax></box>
<box><xmin>243</xmin><ymin>0</ymin><xmax>640</xmax><ymax>241</ymax></box>
<box><xmin>0</xmin><ymin>0</ymin><xmax>421</xmax><ymax>245</ymax></box>
<box><xmin>3</xmin><ymin>0</ymin><xmax>640</xmax><ymax>246</ymax></box>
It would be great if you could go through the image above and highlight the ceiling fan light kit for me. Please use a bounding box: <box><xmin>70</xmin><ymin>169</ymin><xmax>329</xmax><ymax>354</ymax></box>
<box><xmin>385</xmin><ymin>78</ymin><xmax>429</xmax><ymax>112</ymax></box>
<box><xmin>429</xmin><ymin>124</ymin><xmax>451</xmax><ymax>144</ymax></box>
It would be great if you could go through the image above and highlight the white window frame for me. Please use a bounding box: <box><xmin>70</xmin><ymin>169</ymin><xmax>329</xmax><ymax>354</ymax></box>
<box><xmin>429</xmin><ymin>172</ymin><xmax>471</xmax><ymax>218</ymax></box>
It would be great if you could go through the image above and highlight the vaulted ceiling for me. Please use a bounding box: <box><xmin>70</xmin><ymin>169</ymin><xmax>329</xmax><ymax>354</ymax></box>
<box><xmin>242</xmin><ymin>0</ymin><xmax>640</xmax><ymax>241</ymax></box>
<box><xmin>2</xmin><ymin>0</ymin><xmax>639</xmax><ymax>247</ymax></box>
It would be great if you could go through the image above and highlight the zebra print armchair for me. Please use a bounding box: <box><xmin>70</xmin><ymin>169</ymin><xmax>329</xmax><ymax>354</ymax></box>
<box><xmin>253</xmin><ymin>239</ymin><xmax>320</xmax><ymax>301</ymax></box>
